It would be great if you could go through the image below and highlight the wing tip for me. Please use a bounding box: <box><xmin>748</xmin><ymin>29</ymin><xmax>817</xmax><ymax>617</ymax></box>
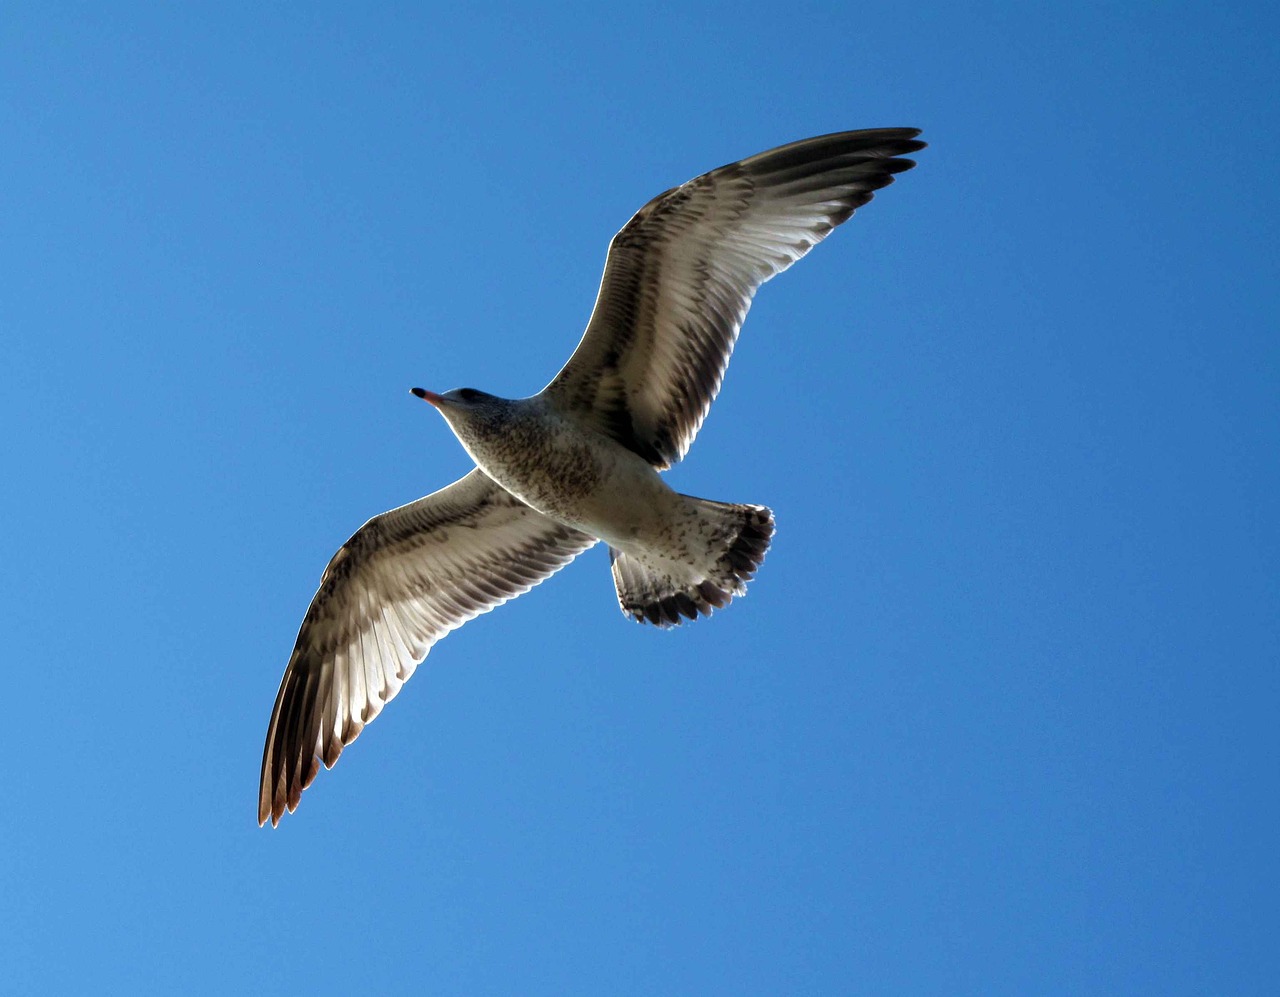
<box><xmin>257</xmin><ymin>787</ymin><xmax>285</xmax><ymax>828</ymax></box>
<box><xmin>257</xmin><ymin>689</ymin><xmax>382</xmax><ymax>827</ymax></box>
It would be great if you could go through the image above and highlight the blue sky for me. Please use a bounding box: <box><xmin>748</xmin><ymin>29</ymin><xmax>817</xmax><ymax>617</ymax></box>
<box><xmin>3</xmin><ymin>4</ymin><xmax>1276</xmax><ymax>994</ymax></box>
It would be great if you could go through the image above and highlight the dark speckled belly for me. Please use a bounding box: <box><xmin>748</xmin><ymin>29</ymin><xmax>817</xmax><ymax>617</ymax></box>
<box><xmin>470</xmin><ymin>411</ymin><xmax>606</xmax><ymax>522</ymax></box>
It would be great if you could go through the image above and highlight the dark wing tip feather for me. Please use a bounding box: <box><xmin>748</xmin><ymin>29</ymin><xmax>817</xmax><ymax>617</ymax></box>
<box><xmin>258</xmin><ymin>626</ymin><xmax>393</xmax><ymax>826</ymax></box>
<box><xmin>738</xmin><ymin>127</ymin><xmax>925</xmax><ymax>172</ymax></box>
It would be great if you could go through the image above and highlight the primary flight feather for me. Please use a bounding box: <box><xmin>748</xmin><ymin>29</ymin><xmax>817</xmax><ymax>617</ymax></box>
<box><xmin>260</xmin><ymin>127</ymin><xmax>925</xmax><ymax>826</ymax></box>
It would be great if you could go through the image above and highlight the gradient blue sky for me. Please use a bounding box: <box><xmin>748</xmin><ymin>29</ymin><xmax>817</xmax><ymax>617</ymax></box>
<box><xmin>3</xmin><ymin>4</ymin><xmax>1276</xmax><ymax>994</ymax></box>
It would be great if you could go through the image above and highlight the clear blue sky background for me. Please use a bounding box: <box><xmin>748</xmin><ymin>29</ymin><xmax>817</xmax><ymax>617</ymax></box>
<box><xmin>3</xmin><ymin>4</ymin><xmax>1276</xmax><ymax>994</ymax></box>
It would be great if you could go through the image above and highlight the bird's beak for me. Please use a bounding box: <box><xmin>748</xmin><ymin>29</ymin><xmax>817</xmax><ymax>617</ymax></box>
<box><xmin>411</xmin><ymin>387</ymin><xmax>444</xmax><ymax>408</ymax></box>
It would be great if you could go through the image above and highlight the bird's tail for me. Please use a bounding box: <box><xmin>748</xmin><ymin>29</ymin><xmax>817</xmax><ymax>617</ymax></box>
<box><xmin>610</xmin><ymin>496</ymin><xmax>774</xmax><ymax>627</ymax></box>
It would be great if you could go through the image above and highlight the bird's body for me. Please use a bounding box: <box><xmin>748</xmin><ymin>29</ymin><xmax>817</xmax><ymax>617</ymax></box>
<box><xmin>260</xmin><ymin>127</ymin><xmax>926</xmax><ymax>825</ymax></box>
<box><xmin>419</xmin><ymin>386</ymin><xmax>776</xmax><ymax>624</ymax></box>
<box><xmin>426</xmin><ymin>390</ymin><xmax>720</xmax><ymax>556</ymax></box>
<box><xmin>430</xmin><ymin>391</ymin><xmax>663</xmax><ymax>542</ymax></box>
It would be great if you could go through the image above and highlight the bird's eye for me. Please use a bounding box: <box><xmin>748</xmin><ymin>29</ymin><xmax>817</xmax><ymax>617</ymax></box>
<box><xmin>458</xmin><ymin>388</ymin><xmax>481</xmax><ymax>402</ymax></box>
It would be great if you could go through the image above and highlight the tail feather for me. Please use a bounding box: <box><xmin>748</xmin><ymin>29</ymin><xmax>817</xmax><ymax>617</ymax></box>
<box><xmin>611</xmin><ymin>499</ymin><xmax>774</xmax><ymax>627</ymax></box>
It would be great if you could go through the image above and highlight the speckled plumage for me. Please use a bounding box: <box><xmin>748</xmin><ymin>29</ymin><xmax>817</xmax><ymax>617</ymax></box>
<box><xmin>259</xmin><ymin>128</ymin><xmax>925</xmax><ymax>826</ymax></box>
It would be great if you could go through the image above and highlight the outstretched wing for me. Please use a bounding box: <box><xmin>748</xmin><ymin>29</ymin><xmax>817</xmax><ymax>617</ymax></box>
<box><xmin>259</xmin><ymin>469</ymin><xmax>595</xmax><ymax>826</ymax></box>
<box><xmin>544</xmin><ymin>128</ymin><xmax>925</xmax><ymax>468</ymax></box>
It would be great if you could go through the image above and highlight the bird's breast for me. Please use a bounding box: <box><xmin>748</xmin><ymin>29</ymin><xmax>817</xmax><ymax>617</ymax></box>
<box><xmin>463</xmin><ymin>409</ymin><xmax>672</xmax><ymax>543</ymax></box>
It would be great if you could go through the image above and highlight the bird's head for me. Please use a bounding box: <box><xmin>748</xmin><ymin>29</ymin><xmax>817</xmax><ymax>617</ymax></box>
<box><xmin>411</xmin><ymin>386</ymin><xmax>496</xmax><ymax>409</ymax></box>
<box><xmin>411</xmin><ymin>386</ymin><xmax>514</xmax><ymax>449</ymax></box>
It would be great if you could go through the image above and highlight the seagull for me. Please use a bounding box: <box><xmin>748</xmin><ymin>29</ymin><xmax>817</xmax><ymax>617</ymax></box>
<box><xmin>259</xmin><ymin>127</ymin><xmax>925</xmax><ymax>826</ymax></box>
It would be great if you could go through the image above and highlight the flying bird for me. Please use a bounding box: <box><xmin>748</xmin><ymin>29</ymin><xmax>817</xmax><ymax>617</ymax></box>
<box><xmin>259</xmin><ymin>127</ymin><xmax>925</xmax><ymax>826</ymax></box>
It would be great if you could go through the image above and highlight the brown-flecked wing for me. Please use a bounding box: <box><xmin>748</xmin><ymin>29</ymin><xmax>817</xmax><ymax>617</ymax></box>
<box><xmin>543</xmin><ymin>128</ymin><xmax>925</xmax><ymax>468</ymax></box>
<box><xmin>258</xmin><ymin>468</ymin><xmax>596</xmax><ymax>826</ymax></box>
